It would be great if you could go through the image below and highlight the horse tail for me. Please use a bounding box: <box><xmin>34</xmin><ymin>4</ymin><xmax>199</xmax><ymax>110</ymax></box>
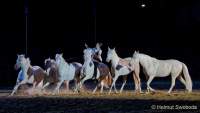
<box><xmin>182</xmin><ymin>63</ymin><xmax>192</xmax><ymax>92</ymax></box>
<box><xmin>107</xmin><ymin>72</ymin><xmax>113</xmax><ymax>86</ymax></box>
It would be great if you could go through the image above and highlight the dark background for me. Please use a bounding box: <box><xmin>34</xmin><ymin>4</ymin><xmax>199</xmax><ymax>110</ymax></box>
<box><xmin>0</xmin><ymin>0</ymin><xmax>199</xmax><ymax>87</ymax></box>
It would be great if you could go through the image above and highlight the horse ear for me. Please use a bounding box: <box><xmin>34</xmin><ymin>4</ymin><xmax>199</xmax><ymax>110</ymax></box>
<box><xmin>96</xmin><ymin>43</ymin><xmax>102</xmax><ymax>48</ymax></box>
<box><xmin>61</xmin><ymin>53</ymin><xmax>63</xmax><ymax>56</ymax></box>
<box><xmin>108</xmin><ymin>47</ymin><xmax>110</xmax><ymax>51</ymax></box>
<box><xmin>99</xmin><ymin>43</ymin><xmax>103</xmax><ymax>47</ymax></box>
<box><xmin>85</xmin><ymin>43</ymin><xmax>88</xmax><ymax>48</ymax></box>
<box><xmin>113</xmin><ymin>48</ymin><xmax>115</xmax><ymax>51</ymax></box>
<box><xmin>27</xmin><ymin>58</ymin><xmax>30</xmax><ymax>63</ymax></box>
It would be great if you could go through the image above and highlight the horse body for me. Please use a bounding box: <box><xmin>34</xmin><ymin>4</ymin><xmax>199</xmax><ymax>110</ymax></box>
<box><xmin>44</xmin><ymin>59</ymin><xmax>59</xmax><ymax>84</ymax></box>
<box><xmin>133</xmin><ymin>52</ymin><xmax>192</xmax><ymax>93</ymax></box>
<box><xmin>80</xmin><ymin>48</ymin><xmax>112</xmax><ymax>93</ymax></box>
<box><xmin>54</xmin><ymin>54</ymin><xmax>82</xmax><ymax>94</ymax></box>
<box><xmin>106</xmin><ymin>48</ymin><xmax>141</xmax><ymax>94</ymax></box>
<box><xmin>11</xmin><ymin>55</ymin><xmax>46</xmax><ymax>95</ymax></box>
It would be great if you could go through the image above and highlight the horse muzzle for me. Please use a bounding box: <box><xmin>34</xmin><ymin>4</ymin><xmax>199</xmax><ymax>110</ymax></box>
<box><xmin>14</xmin><ymin>64</ymin><xmax>20</xmax><ymax>70</ymax></box>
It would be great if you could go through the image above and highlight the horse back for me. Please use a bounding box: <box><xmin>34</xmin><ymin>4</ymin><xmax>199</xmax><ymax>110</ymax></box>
<box><xmin>29</xmin><ymin>67</ymin><xmax>46</xmax><ymax>83</ymax></box>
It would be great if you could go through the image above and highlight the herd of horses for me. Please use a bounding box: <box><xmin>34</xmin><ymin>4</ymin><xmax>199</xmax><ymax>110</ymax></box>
<box><xmin>11</xmin><ymin>43</ymin><xmax>193</xmax><ymax>96</ymax></box>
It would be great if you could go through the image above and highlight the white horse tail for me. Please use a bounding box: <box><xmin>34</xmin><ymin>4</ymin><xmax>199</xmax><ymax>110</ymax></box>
<box><xmin>182</xmin><ymin>63</ymin><xmax>192</xmax><ymax>92</ymax></box>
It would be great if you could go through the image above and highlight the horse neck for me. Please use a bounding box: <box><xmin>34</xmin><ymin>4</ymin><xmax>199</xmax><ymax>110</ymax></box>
<box><xmin>59</xmin><ymin>58</ymin><xmax>69</xmax><ymax>69</ymax></box>
<box><xmin>20</xmin><ymin>62</ymin><xmax>31</xmax><ymax>78</ymax></box>
<box><xmin>111</xmin><ymin>53</ymin><xmax>120</xmax><ymax>67</ymax></box>
<box><xmin>137</xmin><ymin>53</ymin><xmax>153</xmax><ymax>65</ymax></box>
<box><xmin>21</xmin><ymin>62</ymin><xmax>30</xmax><ymax>71</ymax></box>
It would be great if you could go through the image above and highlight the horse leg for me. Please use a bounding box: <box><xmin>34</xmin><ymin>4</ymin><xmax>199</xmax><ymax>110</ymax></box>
<box><xmin>133</xmin><ymin>73</ymin><xmax>139</xmax><ymax>92</ymax></box>
<box><xmin>30</xmin><ymin>82</ymin><xmax>36</xmax><ymax>94</ymax></box>
<box><xmin>10</xmin><ymin>80</ymin><xmax>27</xmax><ymax>96</ymax></box>
<box><xmin>147</xmin><ymin>76</ymin><xmax>155</xmax><ymax>93</ymax></box>
<box><xmin>74</xmin><ymin>79</ymin><xmax>79</xmax><ymax>93</ymax></box>
<box><xmin>53</xmin><ymin>80</ymin><xmax>63</xmax><ymax>95</ymax></box>
<box><xmin>42</xmin><ymin>82</ymin><xmax>50</xmax><ymax>89</ymax></box>
<box><xmin>100</xmin><ymin>81</ymin><xmax>104</xmax><ymax>93</ymax></box>
<box><xmin>177</xmin><ymin>76</ymin><xmax>186</xmax><ymax>88</ymax></box>
<box><xmin>10</xmin><ymin>83</ymin><xmax>20</xmax><ymax>96</ymax></box>
<box><xmin>108</xmin><ymin>76</ymin><xmax>118</xmax><ymax>94</ymax></box>
<box><xmin>133</xmin><ymin>61</ymin><xmax>142</xmax><ymax>93</ymax></box>
<box><xmin>64</xmin><ymin>80</ymin><xmax>69</xmax><ymax>93</ymax></box>
<box><xmin>134</xmin><ymin>72</ymin><xmax>142</xmax><ymax>93</ymax></box>
<box><xmin>42</xmin><ymin>82</ymin><xmax>50</xmax><ymax>94</ymax></box>
<box><xmin>92</xmin><ymin>84</ymin><xmax>98</xmax><ymax>94</ymax></box>
<box><xmin>78</xmin><ymin>78</ymin><xmax>86</xmax><ymax>92</ymax></box>
<box><xmin>168</xmin><ymin>76</ymin><xmax>177</xmax><ymax>94</ymax></box>
<box><xmin>120</xmin><ymin>76</ymin><xmax>127</xmax><ymax>93</ymax></box>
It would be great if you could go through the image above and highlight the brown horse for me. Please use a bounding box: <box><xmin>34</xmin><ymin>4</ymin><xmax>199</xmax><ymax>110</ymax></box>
<box><xmin>80</xmin><ymin>48</ymin><xmax>112</xmax><ymax>93</ymax></box>
<box><xmin>42</xmin><ymin>58</ymin><xmax>60</xmax><ymax>90</ymax></box>
<box><xmin>11</xmin><ymin>55</ymin><xmax>47</xmax><ymax>95</ymax></box>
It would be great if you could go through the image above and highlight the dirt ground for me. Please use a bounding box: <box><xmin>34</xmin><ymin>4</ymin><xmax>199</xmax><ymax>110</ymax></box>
<box><xmin>0</xmin><ymin>89</ymin><xmax>200</xmax><ymax>113</ymax></box>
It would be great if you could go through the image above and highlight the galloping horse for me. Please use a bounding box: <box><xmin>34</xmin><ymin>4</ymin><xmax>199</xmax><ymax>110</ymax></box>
<box><xmin>42</xmin><ymin>58</ymin><xmax>60</xmax><ymax>90</ymax></box>
<box><xmin>54</xmin><ymin>54</ymin><xmax>82</xmax><ymax>94</ymax></box>
<box><xmin>106</xmin><ymin>48</ymin><xmax>141</xmax><ymax>94</ymax></box>
<box><xmin>11</xmin><ymin>55</ymin><xmax>47</xmax><ymax>95</ymax></box>
<box><xmin>80</xmin><ymin>48</ymin><xmax>112</xmax><ymax>93</ymax></box>
<box><xmin>132</xmin><ymin>51</ymin><xmax>192</xmax><ymax>93</ymax></box>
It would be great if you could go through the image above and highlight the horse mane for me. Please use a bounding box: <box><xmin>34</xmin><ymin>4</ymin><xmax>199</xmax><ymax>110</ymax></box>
<box><xmin>138</xmin><ymin>53</ymin><xmax>157</xmax><ymax>61</ymax></box>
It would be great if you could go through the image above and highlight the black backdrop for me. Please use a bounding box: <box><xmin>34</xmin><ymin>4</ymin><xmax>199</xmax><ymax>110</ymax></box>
<box><xmin>0</xmin><ymin>0</ymin><xmax>200</xmax><ymax>86</ymax></box>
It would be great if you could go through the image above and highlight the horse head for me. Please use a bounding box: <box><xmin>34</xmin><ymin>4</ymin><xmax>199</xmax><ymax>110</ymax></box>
<box><xmin>84</xmin><ymin>43</ymin><xmax>103</xmax><ymax>62</ymax></box>
<box><xmin>44</xmin><ymin>58</ymin><xmax>52</xmax><ymax>70</ymax></box>
<box><xmin>14</xmin><ymin>54</ymin><xmax>26</xmax><ymax>70</ymax></box>
<box><xmin>106</xmin><ymin>47</ymin><xmax>115</xmax><ymax>63</ymax></box>
<box><xmin>133</xmin><ymin>50</ymin><xmax>140</xmax><ymax>59</ymax></box>
<box><xmin>83</xmin><ymin>49</ymin><xmax>93</xmax><ymax>62</ymax></box>
<box><xmin>55</xmin><ymin>53</ymin><xmax>64</xmax><ymax>66</ymax></box>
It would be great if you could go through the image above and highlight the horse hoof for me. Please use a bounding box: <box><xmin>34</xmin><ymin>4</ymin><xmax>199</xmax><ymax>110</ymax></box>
<box><xmin>145</xmin><ymin>91</ymin><xmax>150</xmax><ymax>94</ymax></box>
<box><xmin>8</xmin><ymin>94</ymin><xmax>13</xmax><ymax>97</ymax></box>
<box><xmin>114</xmin><ymin>92</ymin><xmax>119</xmax><ymax>94</ymax></box>
<box><xmin>167</xmin><ymin>91</ymin><xmax>171</xmax><ymax>94</ymax></box>
<box><xmin>139</xmin><ymin>91</ymin><xmax>144</xmax><ymax>94</ymax></box>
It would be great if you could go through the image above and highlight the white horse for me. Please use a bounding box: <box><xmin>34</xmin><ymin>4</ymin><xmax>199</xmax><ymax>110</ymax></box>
<box><xmin>106</xmin><ymin>48</ymin><xmax>142</xmax><ymax>94</ymax></box>
<box><xmin>132</xmin><ymin>51</ymin><xmax>192</xmax><ymax>93</ymax></box>
<box><xmin>11</xmin><ymin>55</ymin><xmax>45</xmax><ymax>96</ymax></box>
<box><xmin>79</xmin><ymin>48</ymin><xmax>112</xmax><ymax>93</ymax></box>
<box><xmin>54</xmin><ymin>53</ymin><xmax>82</xmax><ymax>94</ymax></box>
